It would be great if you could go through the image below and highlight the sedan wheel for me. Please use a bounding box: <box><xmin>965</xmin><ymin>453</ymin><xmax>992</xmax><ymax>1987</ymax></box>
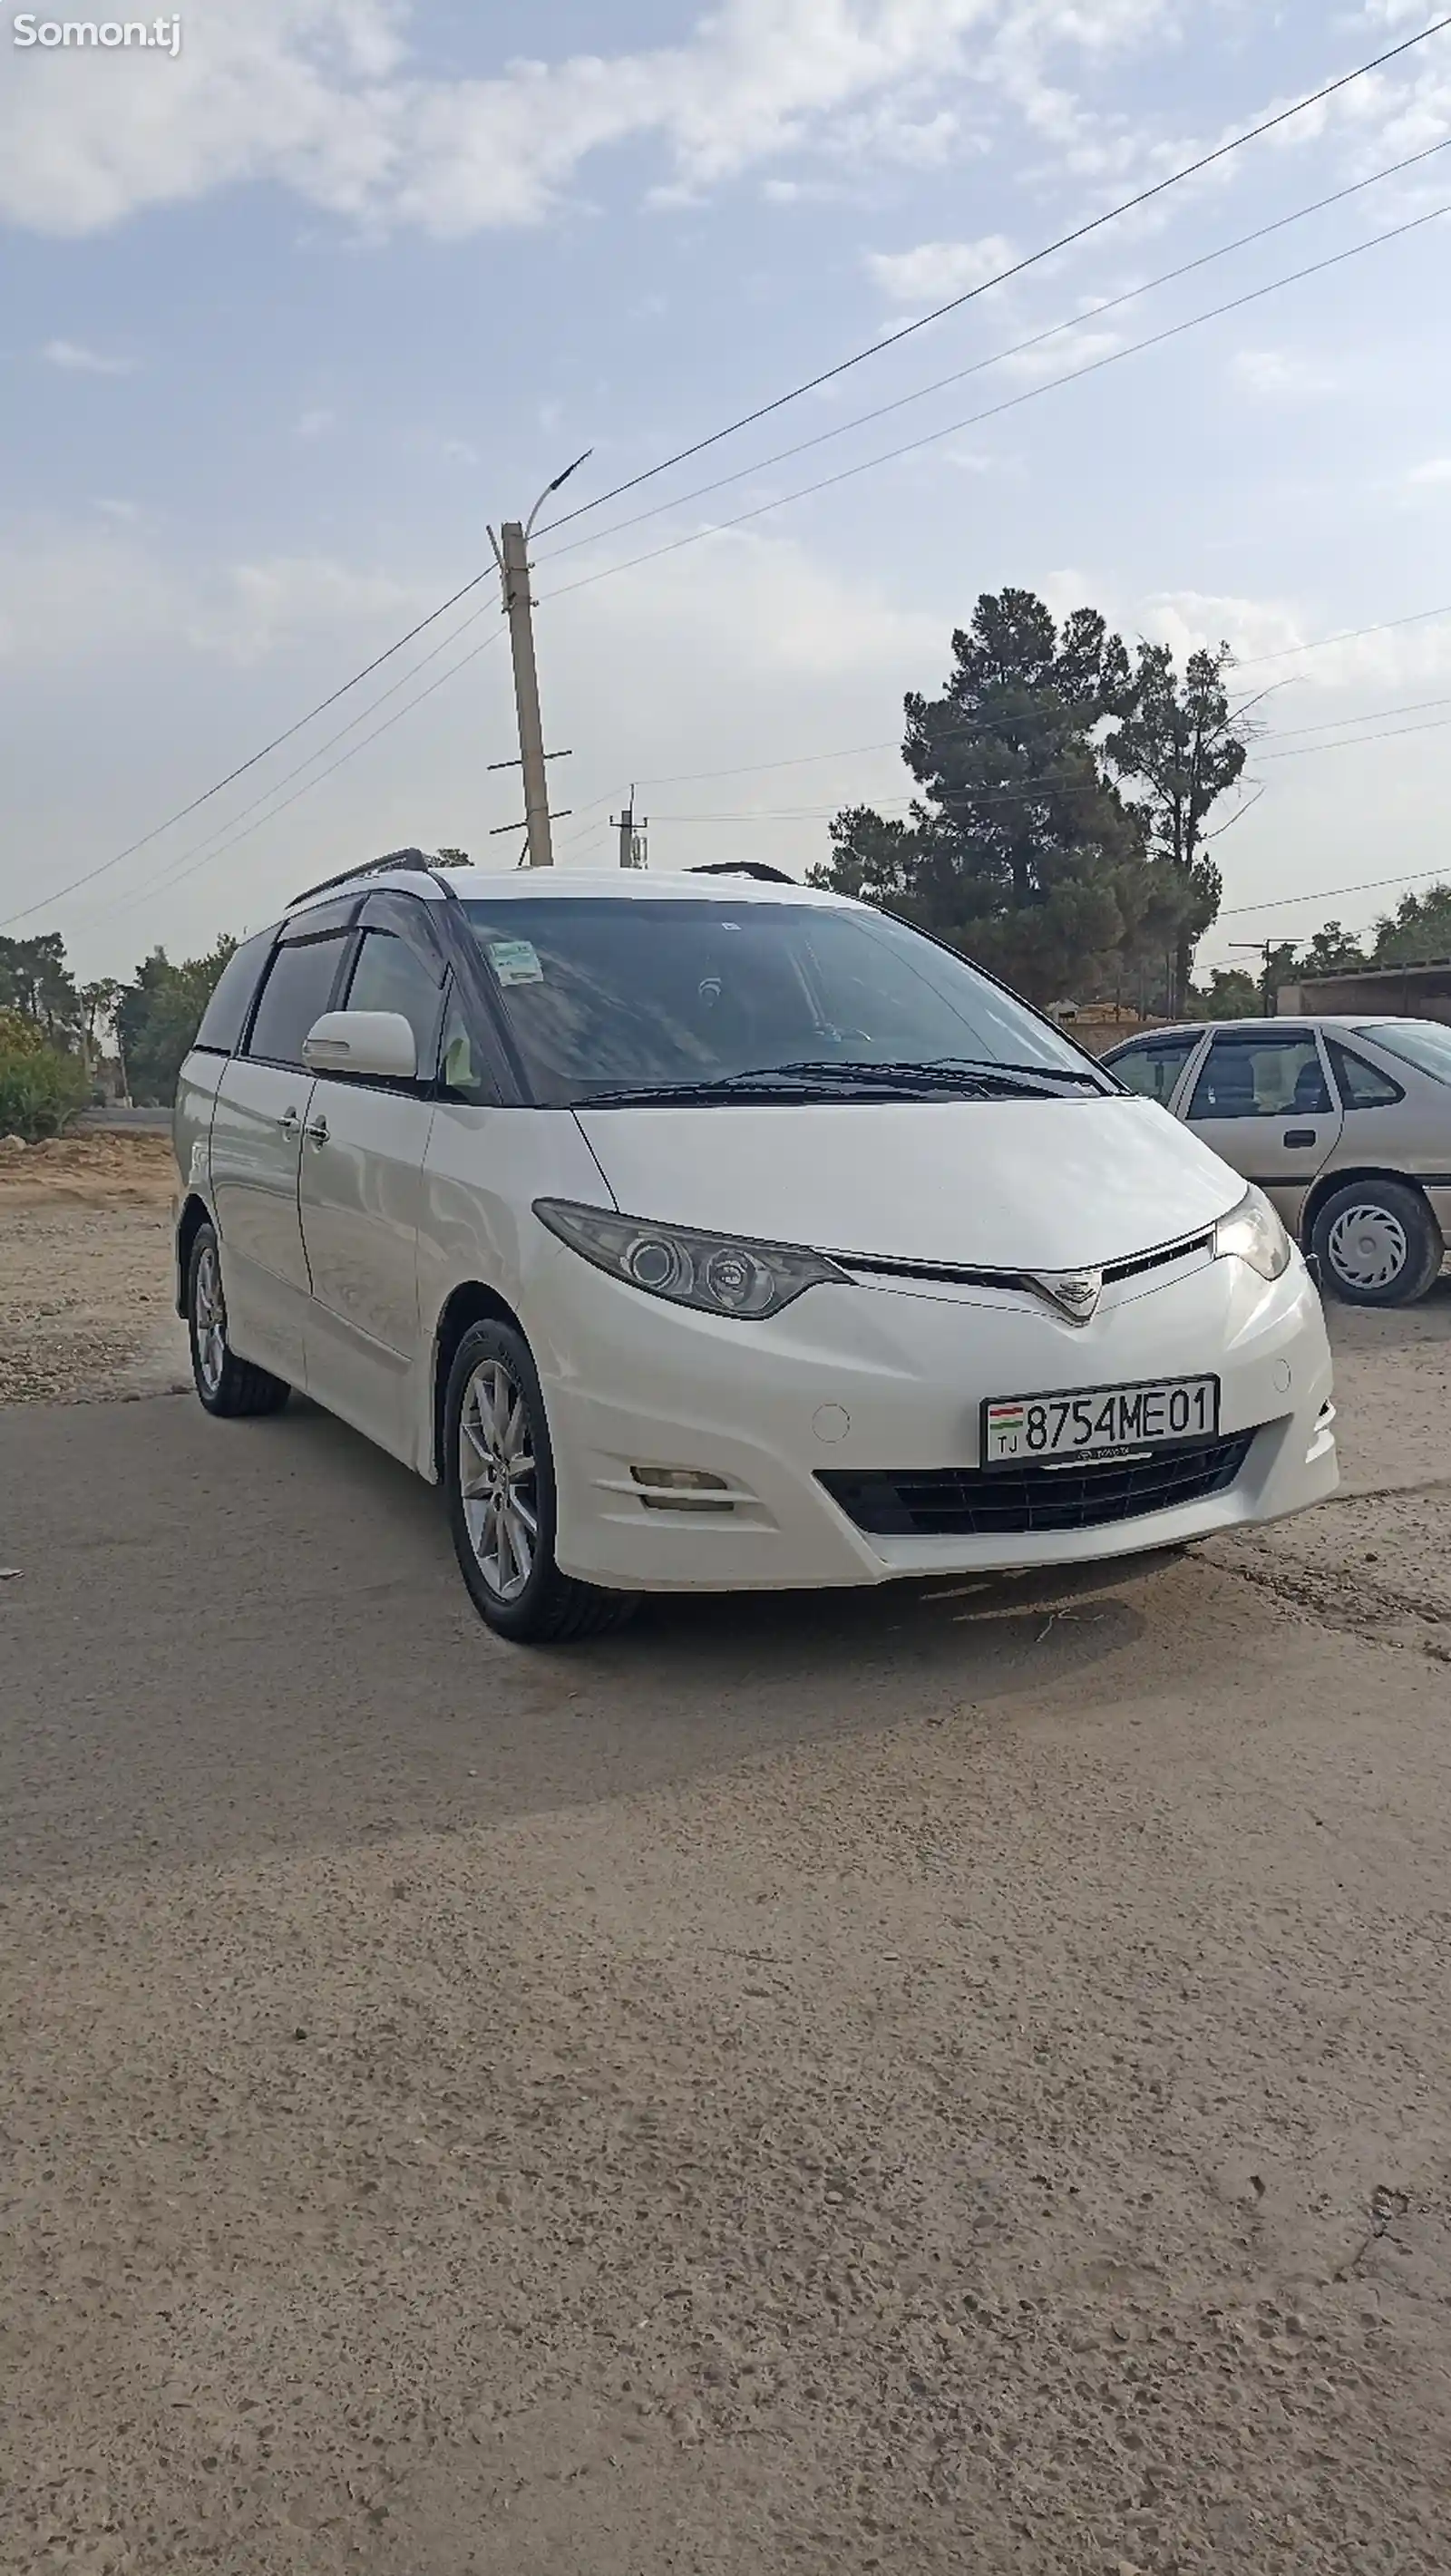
<box><xmin>1311</xmin><ymin>1177</ymin><xmax>1444</xmax><ymax>1308</ymax></box>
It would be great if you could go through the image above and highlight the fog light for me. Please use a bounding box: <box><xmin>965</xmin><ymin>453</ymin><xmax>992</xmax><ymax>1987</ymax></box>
<box><xmin>630</xmin><ymin>1464</ymin><xmax>734</xmax><ymax>1513</ymax></box>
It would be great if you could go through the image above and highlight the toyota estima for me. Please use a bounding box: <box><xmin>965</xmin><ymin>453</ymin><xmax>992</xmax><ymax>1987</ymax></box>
<box><xmin>173</xmin><ymin>857</ymin><xmax>1337</xmax><ymax>1643</ymax></box>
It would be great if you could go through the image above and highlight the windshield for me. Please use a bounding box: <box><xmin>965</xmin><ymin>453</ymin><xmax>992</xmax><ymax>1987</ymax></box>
<box><xmin>1356</xmin><ymin>1019</ymin><xmax>1451</xmax><ymax>1085</ymax></box>
<box><xmin>461</xmin><ymin>896</ymin><xmax>1103</xmax><ymax>1105</ymax></box>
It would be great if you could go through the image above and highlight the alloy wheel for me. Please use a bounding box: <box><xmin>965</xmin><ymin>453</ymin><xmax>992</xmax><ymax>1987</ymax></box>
<box><xmin>193</xmin><ymin>1241</ymin><xmax>228</xmax><ymax>1395</ymax></box>
<box><xmin>458</xmin><ymin>1356</ymin><xmax>539</xmax><ymax>1602</ymax></box>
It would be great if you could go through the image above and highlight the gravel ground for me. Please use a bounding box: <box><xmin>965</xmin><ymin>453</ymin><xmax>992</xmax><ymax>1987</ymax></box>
<box><xmin>4</xmin><ymin>1140</ymin><xmax>1451</xmax><ymax>2575</ymax></box>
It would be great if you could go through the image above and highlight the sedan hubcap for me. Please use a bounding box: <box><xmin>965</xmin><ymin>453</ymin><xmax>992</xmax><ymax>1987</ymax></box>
<box><xmin>194</xmin><ymin>1244</ymin><xmax>228</xmax><ymax>1393</ymax></box>
<box><xmin>459</xmin><ymin>1359</ymin><xmax>538</xmax><ymax>1601</ymax></box>
<box><xmin>1326</xmin><ymin>1201</ymin><xmax>1407</xmax><ymax>1292</ymax></box>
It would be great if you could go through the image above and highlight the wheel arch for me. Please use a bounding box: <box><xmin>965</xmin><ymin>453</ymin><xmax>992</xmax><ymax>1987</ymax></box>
<box><xmin>174</xmin><ymin>1191</ymin><xmax>214</xmax><ymax>1315</ymax></box>
<box><xmin>431</xmin><ymin>1280</ymin><xmax>529</xmax><ymax>1480</ymax></box>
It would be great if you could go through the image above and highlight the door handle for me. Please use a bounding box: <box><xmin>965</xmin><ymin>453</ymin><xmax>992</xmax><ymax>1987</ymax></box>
<box><xmin>1283</xmin><ymin>1127</ymin><xmax>1317</xmax><ymax>1148</ymax></box>
<box><xmin>305</xmin><ymin>1115</ymin><xmax>329</xmax><ymax>1147</ymax></box>
<box><xmin>277</xmin><ymin>1106</ymin><xmax>300</xmax><ymax>1135</ymax></box>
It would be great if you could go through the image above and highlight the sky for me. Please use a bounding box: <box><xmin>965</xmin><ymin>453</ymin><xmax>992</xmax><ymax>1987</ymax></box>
<box><xmin>3</xmin><ymin>0</ymin><xmax>1451</xmax><ymax>983</ymax></box>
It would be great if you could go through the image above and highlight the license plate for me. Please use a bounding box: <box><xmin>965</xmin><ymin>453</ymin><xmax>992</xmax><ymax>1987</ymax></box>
<box><xmin>982</xmin><ymin>1375</ymin><xmax>1220</xmax><ymax>1466</ymax></box>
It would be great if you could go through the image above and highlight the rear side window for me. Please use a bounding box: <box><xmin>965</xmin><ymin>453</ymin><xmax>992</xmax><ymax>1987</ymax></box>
<box><xmin>193</xmin><ymin>929</ymin><xmax>275</xmax><ymax>1055</ymax></box>
<box><xmin>1188</xmin><ymin>1032</ymin><xmax>1331</xmax><ymax>1120</ymax></box>
<box><xmin>1327</xmin><ymin>1041</ymin><xmax>1404</xmax><ymax>1110</ymax></box>
<box><xmin>343</xmin><ymin>928</ymin><xmax>443</xmax><ymax>1075</ymax></box>
<box><xmin>244</xmin><ymin>932</ymin><xmax>349</xmax><ymax>1068</ymax></box>
<box><xmin>1111</xmin><ymin>1035</ymin><xmax>1199</xmax><ymax>1103</ymax></box>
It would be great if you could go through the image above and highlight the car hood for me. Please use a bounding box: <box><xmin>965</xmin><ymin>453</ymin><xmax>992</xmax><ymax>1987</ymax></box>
<box><xmin>572</xmin><ymin>1094</ymin><xmax>1244</xmax><ymax>1270</ymax></box>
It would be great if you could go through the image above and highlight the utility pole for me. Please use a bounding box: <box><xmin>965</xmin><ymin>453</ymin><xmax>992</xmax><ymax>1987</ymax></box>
<box><xmin>1230</xmin><ymin>938</ymin><xmax>1279</xmax><ymax>1012</ymax></box>
<box><xmin>488</xmin><ymin>450</ymin><xmax>590</xmax><ymax>869</ymax></box>
<box><xmin>613</xmin><ymin>786</ymin><xmax>648</xmax><ymax>870</ymax></box>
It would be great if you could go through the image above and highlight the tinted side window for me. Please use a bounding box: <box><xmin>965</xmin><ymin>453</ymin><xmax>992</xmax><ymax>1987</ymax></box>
<box><xmin>1112</xmin><ymin>1036</ymin><xmax>1198</xmax><ymax>1103</ymax></box>
<box><xmin>1328</xmin><ymin>1040</ymin><xmax>1405</xmax><ymax>1110</ymax></box>
<box><xmin>245</xmin><ymin>933</ymin><xmax>348</xmax><ymax>1068</ymax></box>
<box><xmin>193</xmin><ymin>929</ymin><xmax>276</xmax><ymax>1055</ymax></box>
<box><xmin>343</xmin><ymin>929</ymin><xmax>443</xmax><ymax>1074</ymax></box>
<box><xmin>1189</xmin><ymin>1033</ymin><xmax>1330</xmax><ymax>1120</ymax></box>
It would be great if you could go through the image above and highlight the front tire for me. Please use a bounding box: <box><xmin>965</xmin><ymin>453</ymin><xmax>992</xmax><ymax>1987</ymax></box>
<box><xmin>1310</xmin><ymin>1177</ymin><xmax>1445</xmax><ymax>1307</ymax></box>
<box><xmin>443</xmin><ymin>1320</ymin><xmax>636</xmax><ymax>1644</ymax></box>
<box><xmin>186</xmin><ymin>1223</ymin><xmax>290</xmax><ymax>1417</ymax></box>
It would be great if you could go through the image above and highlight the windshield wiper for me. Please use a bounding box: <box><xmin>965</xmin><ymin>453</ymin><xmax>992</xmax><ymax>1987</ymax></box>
<box><xmin>766</xmin><ymin>1057</ymin><xmax>1106</xmax><ymax>1098</ymax></box>
<box><xmin>572</xmin><ymin>1058</ymin><xmax>1105</xmax><ymax>1108</ymax></box>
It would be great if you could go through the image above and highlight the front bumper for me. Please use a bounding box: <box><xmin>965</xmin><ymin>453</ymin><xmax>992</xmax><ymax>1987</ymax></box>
<box><xmin>532</xmin><ymin>1242</ymin><xmax>1336</xmax><ymax>1593</ymax></box>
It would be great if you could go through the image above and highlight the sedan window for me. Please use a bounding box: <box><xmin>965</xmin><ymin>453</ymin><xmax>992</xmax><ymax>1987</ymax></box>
<box><xmin>1109</xmin><ymin>1035</ymin><xmax>1199</xmax><ymax>1103</ymax></box>
<box><xmin>1327</xmin><ymin>1040</ymin><xmax>1404</xmax><ymax>1110</ymax></box>
<box><xmin>1357</xmin><ymin>1019</ymin><xmax>1451</xmax><ymax>1085</ymax></box>
<box><xmin>1188</xmin><ymin>1032</ymin><xmax>1331</xmax><ymax>1121</ymax></box>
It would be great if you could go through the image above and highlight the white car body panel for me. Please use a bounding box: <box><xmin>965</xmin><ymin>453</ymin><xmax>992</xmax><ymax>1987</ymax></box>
<box><xmin>299</xmin><ymin>1080</ymin><xmax>439</xmax><ymax>1461</ymax></box>
<box><xmin>574</xmin><ymin>1094</ymin><xmax>1240</xmax><ymax>1269</ymax></box>
<box><xmin>208</xmin><ymin>1058</ymin><xmax>316</xmax><ymax>1385</ymax></box>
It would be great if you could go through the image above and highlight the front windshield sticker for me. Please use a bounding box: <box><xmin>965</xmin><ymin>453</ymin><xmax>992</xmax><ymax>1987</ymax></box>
<box><xmin>487</xmin><ymin>938</ymin><xmax>544</xmax><ymax>987</ymax></box>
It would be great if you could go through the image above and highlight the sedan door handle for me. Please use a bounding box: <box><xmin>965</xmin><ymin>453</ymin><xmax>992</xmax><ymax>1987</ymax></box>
<box><xmin>1283</xmin><ymin>1127</ymin><xmax>1317</xmax><ymax>1148</ymax></box>
<box><xmin>305</xmin><ymin>1115</ymin><xmax>329</xmax><ymax>1147</ymax></box>
<box><xmin>277</xmin><ymin>1106</ymin><xmax>300</xmax><ymax>1136</ymax></box>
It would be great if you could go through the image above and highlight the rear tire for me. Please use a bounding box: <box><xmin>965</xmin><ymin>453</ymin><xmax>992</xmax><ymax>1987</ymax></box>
<box><xmin>443</xmin><ymin>1319</ymin><xmax>637</xmax><ymax>1644</ymax></box>
<box><xmin>1310</xmin><ymin>1177</ymin><xmax>1444</xmax><ymax>1307</ymax></box>
<box><xmin>186</xmin><ymin>1223</ymin><xmax>290</xmax><ymax>1417</ymax></box>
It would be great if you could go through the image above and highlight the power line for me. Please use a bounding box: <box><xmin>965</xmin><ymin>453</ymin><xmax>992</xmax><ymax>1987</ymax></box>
<box><xmin>1221</xmin><ymin>862</ymin><xmax>1451</xmax><ymax>919</ymax></box>
<box><xmin>15</xmin><ymin>23</ymin><xmax>1446</xmax><ymax>938</ymax></box>
<box><xmin>94</xmin><ymin>633</ymin><xmax>507</xmax><ymax>926</ymax></box>
<box><xmin>535</xmin><ymin>15</ymin><xmax>1451</xmax><ymax>541</ymax></box>
<box><xmin>1233</xmin><ymin>601</ymin><xmax>1451</xmax><ymax>668</ymax></box>
<box><xmin>0</xmin><ymin>569</ymin><xmax>497</xmax><ymax>932</ymax></box>
<box><xmin>89</xmin><ymin>595</ymin><xmax>502</xmax><ymax>921</ymax></box>
<box><xmin>538</xmin><ymin>199</ymin><xmax>1451</xmax><ymax>610</ymax></box>
<box><xmin>539</xmin><ymin>136</ymin><xmax>1451</xmax><ymax>569</ymax></box>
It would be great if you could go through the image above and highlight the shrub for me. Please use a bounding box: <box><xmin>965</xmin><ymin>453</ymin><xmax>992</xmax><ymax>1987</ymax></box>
<box><xmin>0</xmin><ymin>1039</ymin><xmax>90</xmax><ymax>1140</ymax></box>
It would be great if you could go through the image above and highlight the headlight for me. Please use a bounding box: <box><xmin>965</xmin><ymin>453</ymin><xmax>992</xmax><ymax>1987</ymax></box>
<box><xmin>533</xmin><ymin>1200</ymin><xmax>850</xmax><ymax>1318</ymax></box>
<box><xmin>1212</xmin><ymin>1183</ymin><xmax>1292</xmax><ymax>1282</ymax></box>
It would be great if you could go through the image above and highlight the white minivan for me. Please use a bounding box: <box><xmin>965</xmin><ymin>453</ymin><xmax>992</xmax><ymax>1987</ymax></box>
<box><xmin>173</xmin><ymin>858</ymin><xmax>1336</xmax><ymax>1642</ymax></box>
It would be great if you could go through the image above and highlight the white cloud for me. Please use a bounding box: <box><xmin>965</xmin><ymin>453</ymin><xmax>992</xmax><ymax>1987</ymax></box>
<box><xmin>1405</xmin><ymin>457</ymin><xmax>1451</xmax><ymax>487</ymax></box>
<box><xmin>1231</xmin><ymin>348</ymin><xmax>1339</xmax><ymax>400</ymax></box>
<box><xmin>996</xmin><ymin>323</ymin><xmax>1122</xmax><ymax>382</ymax></box>
<box><xmin>42</xmin><ymin>337</ymin><xmax>134</xmax><ymax>374</ymax></box>
<box><xmin>864</xmin><ymin>231</ymin><xmax>1015</xmax><ymax>306</ymax></box>
<box><xmin>0</xmin><ymin>517</ymin><xmax>433</xmax><ymax>666</ymax></box>
<box><xmin>294</xmin><ymin>406</ymin><xmax>336</xmax><ymax>439</ymax></box>
<box><xmin>0</xmin><ymin>0</ymin><xmax>1186</xmax><ymax>241</ymax></box>
<box><xmin>1136</xmin><ymin>587</ymin><xmax>1451</xmax><ymax>695</ymax></box>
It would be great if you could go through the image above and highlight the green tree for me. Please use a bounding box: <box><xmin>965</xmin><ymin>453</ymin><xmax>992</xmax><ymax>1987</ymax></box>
<box><xmin>812</xmin><ymin>589</ymin><xmax>1195</xmax><ymax>1004</ymax></box>
<box><xmin>1103</xmin><ymin>643</ymin><xmax>1252</xmax><ymax>1016</ymax></box>
<box><xmin>116</xmin><ymin>936</ymin><xmax>238</xmax><ymax>1104</ymax></box>
<box><xmin>0</xmin><ymin>933</ymin><xmax>80</xmax><ymax>1044</ymax></box>
<box><xmin>1298</xmin><ymin>919</ymin><xmax>1368</xmax><ymax>977</ymax></box>
<box><xmin>1371</xmin><ymin>883</ymin><xmax>1451</xmax><ymax>965</ymax></box>
<box><xmin>1190</xmin><ymin>967</ymin><xmax>1261</xmax><ymax>1020</ymax></box>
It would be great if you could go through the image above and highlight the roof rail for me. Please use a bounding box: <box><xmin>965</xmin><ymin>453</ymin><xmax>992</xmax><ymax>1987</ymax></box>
<box><xmin>287</xmin><ymin>849</ymin><xmax>463</xmax><ymax>908</ymax></box>
<box><xmin>687</xmin><ymin>861</ymin><xmax>797</xmax><ymax>886</ymax></box>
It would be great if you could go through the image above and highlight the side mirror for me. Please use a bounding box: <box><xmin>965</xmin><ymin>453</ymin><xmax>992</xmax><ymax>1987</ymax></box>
<box><xmin>303</xmin><ymin>1009</ymin><xmax>418</xmax><ymax>1082</ymax></box>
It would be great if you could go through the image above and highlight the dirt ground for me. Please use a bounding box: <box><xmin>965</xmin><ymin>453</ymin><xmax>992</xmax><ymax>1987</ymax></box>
<box><xmin>4</xmin><ymin>1136</ymin><xmax>1451</xmax><ymax>2575</ymax></box>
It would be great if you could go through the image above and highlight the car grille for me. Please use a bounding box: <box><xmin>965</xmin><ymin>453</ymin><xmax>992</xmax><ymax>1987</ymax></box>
<box><xmin>818</xmin><ymin>1433</ymin><xmax>1255</xmax><ymax>1540</ymax></box>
